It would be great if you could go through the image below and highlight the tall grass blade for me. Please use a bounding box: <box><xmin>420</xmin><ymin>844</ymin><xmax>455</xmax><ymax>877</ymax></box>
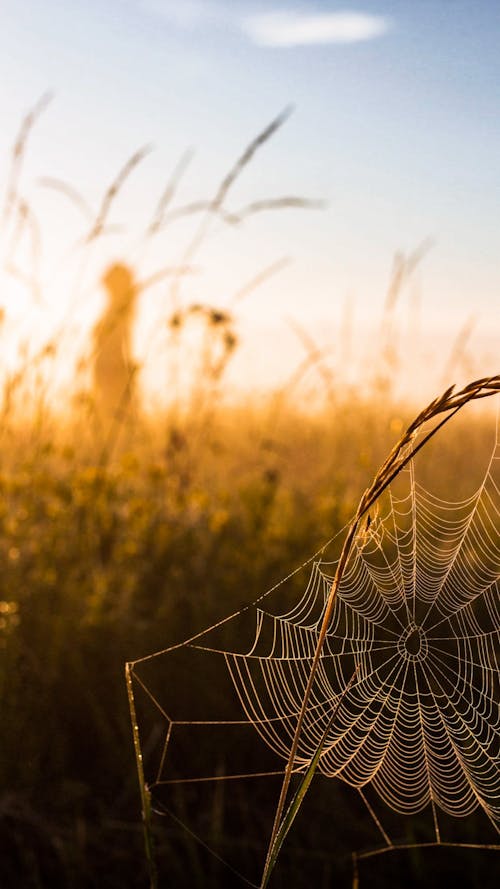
<box><xmin>125</xmin><ymin>663</ymin><xmax>158</xmax><ymax>889</ymax></box>
<box><xmin>261</xmin><ymin>667</ymin><xmax>359</xmax><ymax>888</ymax></box>
<box><xmin>262</xmin><ymin>374</ymin><xmax>500</xmax><ymax>885</ymax></box>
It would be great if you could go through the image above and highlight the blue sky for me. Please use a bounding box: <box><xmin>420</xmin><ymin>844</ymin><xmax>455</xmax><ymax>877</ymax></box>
<box><xmin>0</xmin><ymin>1</ymin><xmax>499</xmax><ymax>398</ymax></box>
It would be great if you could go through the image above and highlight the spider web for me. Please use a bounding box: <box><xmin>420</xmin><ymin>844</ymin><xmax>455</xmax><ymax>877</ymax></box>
<box><xmin>128</xmin><ymin>406</ymin><xmax>500</xmax><ymax>886</ymax></box>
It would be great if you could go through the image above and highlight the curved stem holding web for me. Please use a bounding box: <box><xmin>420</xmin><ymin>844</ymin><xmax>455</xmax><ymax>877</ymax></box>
<box><xmin>261</xmin><ymin>374</ymin><xmax>500</xmax><ymax>888</ymax></box>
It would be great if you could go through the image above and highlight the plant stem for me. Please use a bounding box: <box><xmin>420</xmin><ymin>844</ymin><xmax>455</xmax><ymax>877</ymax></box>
<box><xmin>260</xmin><ymin>518</ymin><xmax>360</xmax><ymax>886</ymax></box>
<box><xmin>125</xmin><ymin>662</ymin><xmax>158</xmax><ymax>889</ymax></box>
<box><xmin>261</xmin><ymin>374</ymin><xmax>500</xmax><ymax>887</ymax></box>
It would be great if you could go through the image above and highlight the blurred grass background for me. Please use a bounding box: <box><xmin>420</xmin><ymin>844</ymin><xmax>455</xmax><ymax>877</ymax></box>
<box><xmin>0</xmin><ymin>101</ymin><xmax>498</xmax><ymax>888</ymax></box>
<box><xmin>1</xmin><ymin>374</ymin><xmax>498</xmax><ymax>889</ymax></box>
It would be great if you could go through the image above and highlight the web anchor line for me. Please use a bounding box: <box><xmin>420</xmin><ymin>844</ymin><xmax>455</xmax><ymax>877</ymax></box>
<box><xmin>126</xmin><ymin>376</ymin><xmax>500</xmax><ymax>886</ymax></box>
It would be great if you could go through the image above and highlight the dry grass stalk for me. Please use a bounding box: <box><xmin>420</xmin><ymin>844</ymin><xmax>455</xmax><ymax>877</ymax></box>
<box><xmin>1</xmin><ymin>91</ymin><xmax>53</xmax><ymax>229</ymax></box>
<box><xmin>167</xmin><ymin>106</ymin><xmax>296</xmax><ymax>309</ymax></box>
<box><xmin>383</xmin><ymin>237</ymin><xmax>434</xmax><ymax>317</ymax></box>
<box><xmin>85</xmin><ymin>144</ymin><xmax>153</xmax><ymax>243</ymax></box>
<box><xmin>38</xmin><ymin>176</ymin><xmax>95</xmax><ymax>223</ymax></box>
<box><xmin>441</xmin><ymin>313</ymin><xmax>476</xmax><ymax>384</ymax></box>
<box><xmin>145</xmin><ymin>148</ymin><xmax>195</xmax><ymax>237</ymax></box>
<box><xmin>230</xmin><ymin>256</ymin><xmax>291</xmax><ymax>307</ymax></box>
<box><xmin>261</xmin><ymin>373</ymin><xmax>500</xmax><ymax>887</ymax></box>
<box><xmin>158</xmin><ymin>195</ymin><xmax>323</xmax><ymax>229</ymax></box>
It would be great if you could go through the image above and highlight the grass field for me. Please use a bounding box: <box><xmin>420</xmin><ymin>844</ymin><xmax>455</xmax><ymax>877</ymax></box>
<box><xmin>0</xmin><ymin>377</ymin><xmax>499</xmax><ymax>888</ymax></box>
<box><xmin>1</xmin><ymin>102</ymin><xmax>499</xmax><ymax>889</ymax></box>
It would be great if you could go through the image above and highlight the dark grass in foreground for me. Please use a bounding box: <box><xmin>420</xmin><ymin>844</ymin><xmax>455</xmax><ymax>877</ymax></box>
<box><xmin>0</xmin><ymin>390</ymin><xmax>499</xmax><ymax>888</ymax></box>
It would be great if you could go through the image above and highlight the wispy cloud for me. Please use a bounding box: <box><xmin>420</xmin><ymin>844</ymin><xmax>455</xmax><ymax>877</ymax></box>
<box><xmin>243</xmin><ymin>10</ymin><xmax>392</xmax><ymax>48</ymax></box>
<box><xmin>141</xmin><ymin>3</ymin><xmax>392</xmax><ymax>48</ymax></box>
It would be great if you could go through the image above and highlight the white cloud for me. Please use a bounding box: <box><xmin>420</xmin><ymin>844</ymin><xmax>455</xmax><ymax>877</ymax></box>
<box><xmin>244</xmin><ymin>10</ymin><xmax>391</xmax><ymax>47</ymax></box>
<box><xmin>140</xmin><ymin>3</ymin><xmax>391</xmax><ymax>47</ymax></box>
